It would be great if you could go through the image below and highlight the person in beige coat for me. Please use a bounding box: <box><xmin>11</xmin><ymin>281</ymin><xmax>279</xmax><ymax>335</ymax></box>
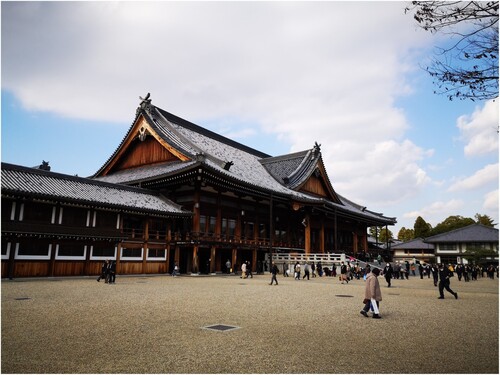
<box><xmin>360</xmin><ymin>268</ymin><xmax>382</xmax><ymax>319</ymax></box>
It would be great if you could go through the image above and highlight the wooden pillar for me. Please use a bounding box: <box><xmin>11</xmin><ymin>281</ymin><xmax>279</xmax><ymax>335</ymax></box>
<box><xmin>165</xmin><ymin>221</ymin><xmax>171</xmax><ymax>274</ymax></box>
<box><xmin>232</xmin><ymin>248</ymin><xmax>237</xmax><ymax>274</ymax></box>
<box><xmin>116</xmin><ymin>242</ymin><xmax>122</xmax><ymax>272</ymax></box>
<box><xmin>192</xmin><ymin>245</ymin><xmax>199</xmax><ymax>273</ymax></box>
<box><xmin>334</xmin><ymin>209</ymin><xmax>338</xmax><ymax>252</ymax></box>
<box><xmin>210</xmin><ymin>245</ymin><xmax>216</xmax><ymax>273</ymax></box>
<box><xmin>320</xmin><ymin>219</ymin><xmax>325</xmax><ymax>253</ymax></box>
<box><xmin>7</xmin><ymin>240</ymin><xmax>16</xmax><ymax>280</ymax></box>
<box><xmin>48</xmin><ymin>239</ymin><xmax>57</xmax><ymax>277</ymax></box>
<box><xmin>143</xmin><ymin>218</ymin><xmax>149</xmax><ymax>274</ymax></box>
<box><xmin>353</xmin><ymin>232</ymin><xmax>358</xmax><ymax>254</ymax></box>
<box><xmin>304</xmin><ymin>214</ymin><xmax>311</xmax><ymax>254</ymax></box>
<box><xmin>174</xmin><ymin>246</ymin><xmax>180</xmax><ymax>270</ymax></box>
<box><xmin>252</xmin><ymin>248</ymin><xmax>257</xmax><ymax>272</ymax></box>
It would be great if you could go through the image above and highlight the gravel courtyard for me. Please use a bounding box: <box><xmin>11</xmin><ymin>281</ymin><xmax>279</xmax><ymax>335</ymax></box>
<box><xmin>1</xmin><ymin>273</ymin><xmax>498</xmax><ymax>374</ymax></box>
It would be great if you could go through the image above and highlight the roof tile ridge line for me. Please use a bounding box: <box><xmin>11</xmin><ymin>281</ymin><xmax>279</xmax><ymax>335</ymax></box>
<box><xmin>149</xmin><ymin>106</ymin><xmax>201</xmax><ymax>158</ymax></box>
<box><xmin>152</xmin><ymin>106</ymin><xmax>241</xmax><ymax>170</ymax></box>
<box><xmin>157</xmin><ymin>192</ymin><xmax>187</xmax><ymax>212</ymax></box>
<box><xmin>260</xmin><ymin>150</ymin><xmax>309</xmax><ymax>163</ymax></box>
<box><xmin>1</xmin><ymin>162</ymin><xmax>169</xmax><ymax>197</ymax></box>
<box><xmin>91</xmin><ymin>108</ymin><xmax>143</xmax><ymax>178</ymax></box>
<box><xmin>286</xmin><ymin>149</ymin><xmax>317</xmax><ymax>184</ymax></box>
<box><xmin>154</xmin><ymin>106</ymin><xmax>271</xmax><ymax>159</ymax></box>
<box><xmin>201</xmin><ymin>162</ymin><xmax>318</xmax><ymax>202</ymax></box>
<box><xmin>112</xmin><ymin>160</ymin><xmax>199</xmax><ymax>186</ymax></box>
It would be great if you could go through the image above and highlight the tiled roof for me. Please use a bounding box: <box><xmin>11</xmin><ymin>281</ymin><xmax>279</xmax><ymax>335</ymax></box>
<box><xmin>261</xmin><ymin>150</ymin><xmax>313</xmax><ymax>187</ymax></box>
<box><xmin>1</xmin><ymin>163</ymin><xmax>190</xmax><ymax>216</ymax></box>
<box><xmin>392</xmin><ymin>238</ymin><xmax>434</xmax><ymax>250</ymax></box>
<box><xmin>92</xmin><ymin>101</ymin><xmax>396</xmax><ymax>225</ymax></box>
<box><xmin>424</xmin><ymin>224</ymin><xmax>499</xmax><ymax>243</ymax></box>
<box><xmin>94</xmin><ymin>160</ymin><xmax>196</xmax><ymax>185</ymax></box>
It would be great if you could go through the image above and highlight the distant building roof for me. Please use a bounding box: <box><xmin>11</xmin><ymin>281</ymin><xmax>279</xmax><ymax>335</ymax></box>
<box><xmin>424</xmin><ymin>224</ymin><xmax>499</xmax><ymax>243</ymax></box>
<box><xmin>392</xmin><ymin>237</ymin><xmax>434</xmax><ymax>250</ymax></box>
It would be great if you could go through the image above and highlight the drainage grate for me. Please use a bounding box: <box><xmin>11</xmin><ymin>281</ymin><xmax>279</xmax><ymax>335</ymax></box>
<box><xmin>335</xmin><ymin>295</ymin><xmax>354</xmax><ymax>298</ymax></box>
<box><xmin>202</xmin><ymin>324</ymin><xmax>241</xmax><ymax>332</ymax></box>
<box><xmin>15</xmin><ymin>297</ymin><xmax>31</xmax><ymax>301</ymax></box>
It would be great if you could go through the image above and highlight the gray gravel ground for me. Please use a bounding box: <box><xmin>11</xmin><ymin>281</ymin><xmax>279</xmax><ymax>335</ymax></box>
<box><xmin>1</xmin><ymin>273</ymin><xmax>498</xmax><ymax>374</ymax></box>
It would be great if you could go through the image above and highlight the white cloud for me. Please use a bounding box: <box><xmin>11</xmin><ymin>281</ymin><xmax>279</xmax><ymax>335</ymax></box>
<box><xmin>402</xmin><ymin>199</ymin><xmax>464</xmax><ymax>227</ymax></box>
<box><xmin>457</xmin><ymin>100</ymin><xmax>499</xmax><ymax>157</ymax></box>
<box><xmin>448</xmin><ymin>163</ymin><xmax>499</xmax><ymax>192</ymax></box>
<box><xmin>483</xmin><ymin>190</ymin><xmax>499</xmax><ymax>217</ymax></box>
<box><xmin>2</xmin><ymin>1</ymin><xmax>454</xmax><ymax>224</ymax></box>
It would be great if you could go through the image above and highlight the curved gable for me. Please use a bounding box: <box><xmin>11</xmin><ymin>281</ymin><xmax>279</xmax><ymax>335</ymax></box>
<box><xmin>95</xmin><ymin>114</ymin><xmax>191</xmax><ymax>177</ymax></box>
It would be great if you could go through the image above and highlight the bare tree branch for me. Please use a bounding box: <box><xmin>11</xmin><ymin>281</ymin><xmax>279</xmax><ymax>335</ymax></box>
<box><xmin>405</xmin><ymin>1</ymin><xmax>499</xmax><ymax>101</ymax></box>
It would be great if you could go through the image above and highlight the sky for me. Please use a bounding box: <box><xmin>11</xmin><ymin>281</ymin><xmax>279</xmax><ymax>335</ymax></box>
<box><xmin>1</xmin><ymin>1</ymin><xmax>499</xmax><ymax>236</ymax></box>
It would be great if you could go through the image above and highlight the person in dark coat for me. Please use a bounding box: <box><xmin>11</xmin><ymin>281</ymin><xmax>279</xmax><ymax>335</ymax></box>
<box><xmin>108</xmin><ymin>260</ymin><xmax>116</xmax><ymax>284</ymax></box>
<box><xmin>431</xmin><ymin>263</ymin><xmax>439</xmax><ymax>287</ymax></box>
<box><xmin>438</xmin><ymin>263</ymin><xmax>458</xmax><ymax>299</ymax></box>
<box><xmin>97</xmin><ymin>259</ymin><xmax>109</xmax><ymax>282</ymax></box>
<box><xmin>269</xmin><ymin>262</ymin><xmax>279</xmax><ymax>285</ymax></box>
<box><xmin>383</xmin><ymin>262</ymin><xmax>393</xmax><ymax>287</ymax></box>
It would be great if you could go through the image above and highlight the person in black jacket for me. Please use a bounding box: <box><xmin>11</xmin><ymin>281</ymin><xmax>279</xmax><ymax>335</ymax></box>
<box><xmin>438</xmin><ymin>263</ymin><xmax>458</xmax><ymax>299</ymax></box>
<box><xmin>269</xmin><ymin>262</ymin><xmax>279</xmax><ymax>285</ymax></box>
<box><xmin>383</xmin><ymin>262</ymin><xmax>393</xmax><ymax>287</ymax></box>
<box><xmin>97</xmin><ymin>259</ymin><xmax>109</xmax><ymax>282</ymax></box>
<box><xmin>108</xmin><ymin>260</ymin><xmax>116</xmax><ymax>284</ymax></box>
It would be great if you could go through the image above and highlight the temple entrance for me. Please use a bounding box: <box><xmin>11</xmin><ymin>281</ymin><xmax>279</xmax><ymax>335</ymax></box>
<box><xmin>197</xmin><ymin>247</ymin><xmax>211</xmax><ymax>274</ymax></box>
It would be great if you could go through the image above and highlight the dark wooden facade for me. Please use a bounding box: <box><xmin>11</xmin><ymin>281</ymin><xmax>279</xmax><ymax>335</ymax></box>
<box><xmin>1</xmin><ymin>163</ymin><xmax>190</xmax><ymax>278</ymax></box>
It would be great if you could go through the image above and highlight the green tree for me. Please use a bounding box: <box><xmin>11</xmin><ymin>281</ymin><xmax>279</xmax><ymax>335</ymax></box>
<box><xmin>475</xmin><ymin>213</ymin><xmax>496</xmax><ymax>227</ymax></box>
<box><xmin>397</xmin><ymin>227</ymin><xmax>415</xmax><ymax>242</ymax></box>
<box><xmin>379</xmin><ymin>227</ymin><xmax>394</xmax><ymax>243</ymax></box>
<box><xmin>414</xmin><ymin>216</ymin><xmax>432</xmax><ymax>238</ymax></box>
<box><xmin>369</xmin><ymin>226</ymin><xmax>393</xmax><ymax>243</ymax></box>
<box><xmin>462</xmin><ymin>246</ymin><xmax>498</xmax><ymax>264</ymax></box>
<box><xmin>405</xmin><ymin>1</ymin><xmax>499</xmax><ymax>101</ymax></box>
<box><xmin>430</xmin><ymin>215</ymin><xmax>475</xmax><ymax>236</ymax></box>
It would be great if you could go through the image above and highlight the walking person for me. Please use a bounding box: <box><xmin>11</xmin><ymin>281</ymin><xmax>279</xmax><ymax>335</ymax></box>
<box><xmin>172</xmin><ymin>262</ymin><xmax>179</xmax><ymax>277</ymax></box>
<box><xmin>246</xmin><ymin>261</ymin><xmax>253</xmax><ymax>278</ymax></box>
<box><xmin>225</xmin><ymin>259</ymin><xmax>231</xmax><ymax>274</ymax></box>
<box><xmin>438</xmin><ymin>263</ymin><xmax>458</xmax><ymax>299</ymax></box>
<box><xmin>97</xmin><ymin>259</ymin><xmax>109</xmax><ymax>282</ymax></box>
<box><xmin>431</xmin><ymin>263</ymin><xmax>439</xmax><ymax>286</ymax></box>
<box><xmin>108</xmin><ymin>260</ymin><xmax>116</xmax><ymax>284</ymax></box>
<box><xmin>383</xmin><ymin>262</ymin><xmax>393</xmax><ymax>287</ymax></box>
<box><xmin>283</xmin><ymin>262</ymin><xmax>289</xmax><ymax>277</ymax></box>
<box><xmin>269</xmin><ymin>262</ymin><xmax>279</xmax><ymax>285</ymax></box>
<box><xmin>303</xmin><ymin>263</ymin><xmax>310</xmax><ymax>280</ymax></box>
<box><xmin>360</xmin><ymin>268</ymin><xmax>382</xmax><ymax>319</ymax></box>
<box><xmin>294</xmin><ymin>262</ymin><xmax>301</xmax><ymax>280</ymax></box>
<box><xmin>340</xmin><ymin>262</ymin><xmax>349</xmax><ymax>284</ymax></box>
<box><xmin>311</xmin><ymin>262</ymin><xmax>316</xmax><ymax>278</ymax></box>
<box><xmin>241</xmin><ymin>262</ymin><xmax>247</xmax><ymax>278</ymax></box>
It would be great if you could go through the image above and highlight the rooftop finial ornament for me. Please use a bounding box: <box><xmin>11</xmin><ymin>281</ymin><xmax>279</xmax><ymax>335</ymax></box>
<box><xmin>313</xmin><ymin>141</ymin><xmax>321</xmax><ymax>156</ymax></box>
<box><xmin>139</xmin><ymin>92</ymin><xmax>151</xmax><ymax>107</ymax></box>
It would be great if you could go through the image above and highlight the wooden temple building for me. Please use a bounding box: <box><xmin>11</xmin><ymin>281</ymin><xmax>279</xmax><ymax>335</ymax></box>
<box><xmin>1</xmin><ymin>94</ymin><xmax>396</xmax><ymax>278</ymax></box>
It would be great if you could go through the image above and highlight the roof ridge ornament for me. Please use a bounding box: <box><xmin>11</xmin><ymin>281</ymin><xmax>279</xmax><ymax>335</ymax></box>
<box><xmin>137</xmin><ymin>92</ymin><xmax>152</xmax><ymax>115</ymax></box>
<box><xmin>313</xmin><ymin>142</ymin><xmax>321</xmax><ymax>157</ymax></box>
